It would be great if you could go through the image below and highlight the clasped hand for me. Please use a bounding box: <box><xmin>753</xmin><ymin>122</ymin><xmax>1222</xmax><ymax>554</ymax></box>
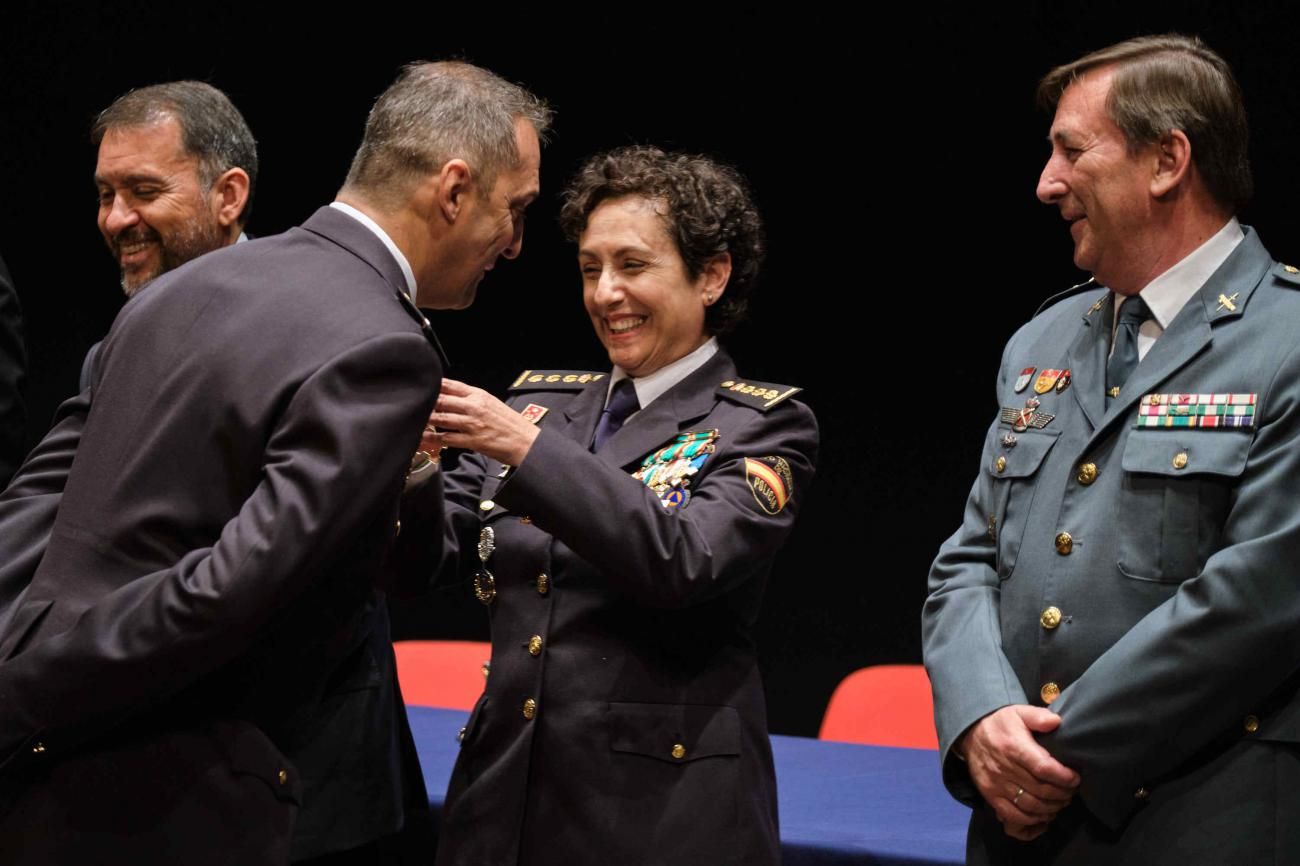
<box><xmin>958</xmin><ymin>704</ymin><xmax>1081</xmax><ymax>841</ymax></box>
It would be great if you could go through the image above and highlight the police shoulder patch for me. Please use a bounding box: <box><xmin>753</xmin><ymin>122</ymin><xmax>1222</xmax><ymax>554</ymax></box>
<box><xmin>509</xmin><ymin>369</ymin><xmax>607</xmax><ymax>391</ymax></box>
<box><xmin>717</xmin><ymin>378</ymin><xmax>801</xmax><ymax>411</ymax></box>
<box><xmin>745</xmin><ymin>456</ymin><xmax>793</xmax><ymax>514</ymax></box>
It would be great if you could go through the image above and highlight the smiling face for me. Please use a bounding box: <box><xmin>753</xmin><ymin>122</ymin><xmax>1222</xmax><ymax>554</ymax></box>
<box><xmin>579</xmin><ymin>196</ymin><xmax>719</xmax><ymax>377</ymax></box>
<box><xmin>1036</xmin><ymin>67</ymin><xmax>1160</xmax><ymax>293</ymax></box>
<box><xmin>94</xmin><ymin>118</ymin><xmax>225</xmax><ymax>296</ymax></box>
<box><xmin>422</xmin><ymin>118</ymin><xmax>541</xmax><ymax>310</ymax></box>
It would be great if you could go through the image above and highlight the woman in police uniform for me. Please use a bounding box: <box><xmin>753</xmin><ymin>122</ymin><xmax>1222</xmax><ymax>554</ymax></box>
<box><xmin>428</xmin><ymin>147</ymin><xmax>818</xmax><ymax>866</ymax></box>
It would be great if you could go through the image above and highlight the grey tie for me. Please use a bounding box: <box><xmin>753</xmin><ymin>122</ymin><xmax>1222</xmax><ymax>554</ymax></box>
<box><xmin>1106</xmin><ymin>295</ymin><xmax>1154</xmax><ymax>407</ymax></box>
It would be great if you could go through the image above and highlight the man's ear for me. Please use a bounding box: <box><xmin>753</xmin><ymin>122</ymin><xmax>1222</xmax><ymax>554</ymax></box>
<box><xmin>436</xmin><ymin>159</ymin><xmax>474</xmax><ymax>222</ymax></box>
<box><xmin>211</xmin><ymin>167</ymin><xmax>251</xmax><ymax>229</ymax></box>
<box><xmin>1150</xmin><ymin>129</ymin><xmax>1192</xmax><ymax>198</ymax></box>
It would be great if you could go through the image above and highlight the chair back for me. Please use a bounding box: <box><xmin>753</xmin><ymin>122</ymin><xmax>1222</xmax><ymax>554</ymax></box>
<box><xmin>818</xmin><ymin>664</ymin><xmax>939</xmax><ymax>749</ymax></box>
<box><xmin>394</xmin><ymin>639</ymin><xmax>491</xmax><ymax>711</ymax></box>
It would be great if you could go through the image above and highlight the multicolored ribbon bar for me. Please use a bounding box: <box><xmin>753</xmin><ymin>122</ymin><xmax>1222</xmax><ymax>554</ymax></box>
<box><xmin>1136</xmin><ymin>393</ymin><xmax>1257</xmax><ymax>428</ymax></box>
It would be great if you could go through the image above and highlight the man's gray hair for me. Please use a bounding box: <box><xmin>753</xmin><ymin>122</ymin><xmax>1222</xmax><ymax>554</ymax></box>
<box><xmin>92</xmin><ymin>81</ymin><xmax>259</xmax><ymax>225</ymax></box>
<box><xmin>1037</xmin><ymin>34</ymin><xmax>1252</xmax><ymax>213</ymax></box>
<box><xmin>344</xmin><ymin>61</ymin><xmax>552</xmax><ymax>204</ymax></box>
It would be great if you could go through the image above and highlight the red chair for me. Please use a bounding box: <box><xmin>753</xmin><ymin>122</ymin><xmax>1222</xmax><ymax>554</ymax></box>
<box><xmin>818</xmin><ymin>664</ymin><xmax>939</xmax><ymax>750</ymax></box>
<box><xmin>394</xmin><ymin>640</ymin><xmax>492</xmax><ymax>711</ymax></box>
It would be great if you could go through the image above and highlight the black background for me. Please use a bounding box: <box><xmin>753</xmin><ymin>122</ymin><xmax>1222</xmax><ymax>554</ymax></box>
<box><xmin>5</xmin><ymin>3</ymin><xmax>1300</xmax><ymax>735</ymax></box>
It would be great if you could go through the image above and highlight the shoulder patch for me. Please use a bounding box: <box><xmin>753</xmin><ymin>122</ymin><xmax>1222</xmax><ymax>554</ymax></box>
<box><xmin>745</xmin><ymin>456</ymin><xmax>793</xmax><ymax>514</ymax></box>
<box><xmin>717</xmin><ymin>378</ymin><xmax>801</xmax><ymax>411</ymax></box>
<box><xmin>509</xmin><ymin>369</ymin><xmax>607</xmax><ymax>391</ymax></box>
<box><xmin>1272</xmin><ymin>263</ymin><xmax>1300</xmax><ymax>287</ymax></box>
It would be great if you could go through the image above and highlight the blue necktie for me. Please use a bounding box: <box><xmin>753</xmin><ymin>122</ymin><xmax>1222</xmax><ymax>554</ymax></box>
<box><xmin>591</xmin><ymin>378</ymin><xmax>639</xmax><ymax>451</ymax></box>
<box><xmin>1106</xmin><ymin>295</ymin><xmax>1153</xmax><ymax>407</ymax></box>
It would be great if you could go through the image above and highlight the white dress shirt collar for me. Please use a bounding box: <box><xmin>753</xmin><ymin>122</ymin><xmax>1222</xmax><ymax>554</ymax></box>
<box><xmin>1112</xmin><ymin>217</ymin><xmax>1244</xmax><ymax>361</ymax></box>
<box><xmin>607</xmin><ymin>337</ymin><xmax>720</xmax><ymax>412</ymax></box>
<box><xmin>328</xmin><ymin>201</ymin><xmax>418</xmax><ymax>301</ymax></box>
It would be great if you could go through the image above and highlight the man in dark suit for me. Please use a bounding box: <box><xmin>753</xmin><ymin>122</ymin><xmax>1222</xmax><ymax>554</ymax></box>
<box><xmin>0</xmin><ymin>83</ymin><xmax>257</xmax><ymax>632</ymax></box>
<box><xmin>0</xmin><ymin>82</ymin><xmax>254</xmax><ymax>631</ymax></box>
<box><xmin>0</xmin><ymin>255</ymin><xmax>25</xmax><ymax>488</ymax></box>
<box><xmin>85</xmin><ymin>80</ymin><xmax>257</xmax><ymax>387</ymax></box>
<box><xmin>0</xmin><ymin>61</ymin><xmax>549</xmax><ymax>865</ymax></box>
<box><xmin>924</xmin><ymin>35</ymin><xmax>1300</xmax><ymax>864</ymax></box>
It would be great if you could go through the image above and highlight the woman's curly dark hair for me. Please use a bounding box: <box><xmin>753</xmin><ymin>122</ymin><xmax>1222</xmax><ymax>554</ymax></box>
<box><xmin>559</xmin><ymin>146</ymin><xmax>765</xmax><ymax>336</ymax></box>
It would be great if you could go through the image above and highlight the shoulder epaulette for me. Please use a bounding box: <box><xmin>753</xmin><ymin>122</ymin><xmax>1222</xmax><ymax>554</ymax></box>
<box><xmin>1033</xmin><ymin>277</ymin><xmax>1099</xmax><ymax>318</ymax></box>
<box><xmin>717</xmin><ymin>378</ymin><xmax>801</xmax><ymax>411</ymax></box>
<box><xmin>1272</xmin><ymin>263</ymin><xmax>1300</xmax><ymax>287</ymax></box>
<box><xmin>509</xmin><ymin>369</ymin><xmax>607</xmax><ymax>391</ymax></box>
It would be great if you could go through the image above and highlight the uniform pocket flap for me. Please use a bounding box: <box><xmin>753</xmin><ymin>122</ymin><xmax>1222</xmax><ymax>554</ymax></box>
<box><xmin>986</xmin><ymin>430</ymin><xmax>1059</xmax><ymax>479</ymax></box>
<box><xmin>1121</xmin><ymin>430</ymin><xmax>1251</xmax><ymax>478</ymax></box>
<box><xmin>607</xmin><ymin>702</ymin><xmax>741</xmax><ymax>764</ymax></box>
<box><xmin>212</xmin><ymin>719</ymin><xmax>301</xmax><ymax>805</ymax></box>
<box><xmin>460</xmin><ymin>694</ymin><xmax>489</xmax><ymax>747</ymax></box>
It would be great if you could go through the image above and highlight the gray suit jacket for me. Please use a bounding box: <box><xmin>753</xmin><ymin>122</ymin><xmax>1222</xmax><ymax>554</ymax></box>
<box><xmin>924</xmin><ymin>228</ymin><xmax>1300</xmax><ymax>862</ymax></box>
<box><xmin>0</xmin><ymin>207</ymin><xmax>442</xmax><ymax>864</ymax></box>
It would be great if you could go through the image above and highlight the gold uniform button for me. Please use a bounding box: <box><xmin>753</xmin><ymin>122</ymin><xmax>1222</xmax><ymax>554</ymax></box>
<box><xmin>671</xmin><ymin>744</ymin><xmax>686</xmax><ymax>760</ymax></box>
<box><xmin>1040</xmin><ymin>682</ymin><xmax>1061</xmax><ymax>704</ymax></box>
<box><xmin>278</xmin><ymin>769</ymin><xmax>288</xmax><ymax>786</ymax></box>
<box><xmin>31</xmin><ymin>742</ymin><xmax>45</xmax><ymax>755</ymax></box>
<box><xmin>479</xmin><ymin>499</ymin><xmax>496</xmax><ymax>512</ymax></box>
<box><xmin>528</xmin><ymin>635</ymin><xmax>543</xmax><ymax>656</ymax></box>
<box><xmin>1055</xmin><ymin>532</ymin><xmax>1073</xmax><ymax>555</ymax></box>
<box><xmin>1245</xmin><ymin>714</ymin><xmax>1260</xmax><ymax>734</ymax></box>
<box><xmin>522</xmin><ymin>698</ymin><xmax>537</xmax><ymax>721</ymax></box>
<box><xmin>1076</xmin><ymin>463</ymin><xmax>1098</xmax><ymax>485</ymax></box>
<box><xmin>457</xmin><ymin>726</ymin><xmax>467</xmax><ymax>743</ymax></box>
<box><xmin>1108</xmin><ymin>386</ymin><xmax>1121</xmax><ymax>398</ymax></box>
<box><xmin>1040</xmin><ymin>607</ymin><xmax>1062</xmax><ymax>630</ymax></box>
<box><xmin>481</xmin><ymin>660</ymin><xmax>491</xmax><ymax>679</ymax></box>
<box><xmin>536</xmin><ymin>573</ymin><xmax>550</xmax><ymax>595</ymax></box>
<box><xmin>1172</xmin><ymin>452</ymin><xmax>1188</xmax><ymax>470</ymax></box>
<box><xmin>995</xmin><ymin>456</ymin><xmax>1007</xmax><ymax>474</ymax></box>
<box><xmin>1134</xmin><ymin>786</ymin><xmax>1150</xmax><ymax>801</ymax></box>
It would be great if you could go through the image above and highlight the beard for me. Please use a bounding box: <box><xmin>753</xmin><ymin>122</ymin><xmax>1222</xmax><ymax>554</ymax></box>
<box><xmin>113</xmin><ymin>217</ymin><xmax>226</xmax><ymax>298</ymax></box>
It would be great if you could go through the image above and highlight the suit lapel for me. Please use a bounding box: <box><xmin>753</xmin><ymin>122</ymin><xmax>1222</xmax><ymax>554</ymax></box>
<box><xmin>300</xmin><ymin>206</ymin><xmax>449</xmax><ymax>366</ymax></box>
<box><xmin>597</xmin><ymin>353</ymin><xmax>735</xmax><ymax>470</ymax></box>
<box><xmin>302</xmin><ymin>206</ymin><xmax>408</xmax><ymax>295</ymax></box>
<box><xmin>551</xmin><ymin>379</ymin><xmax>608</xmax><ymax>450</ymax></box>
